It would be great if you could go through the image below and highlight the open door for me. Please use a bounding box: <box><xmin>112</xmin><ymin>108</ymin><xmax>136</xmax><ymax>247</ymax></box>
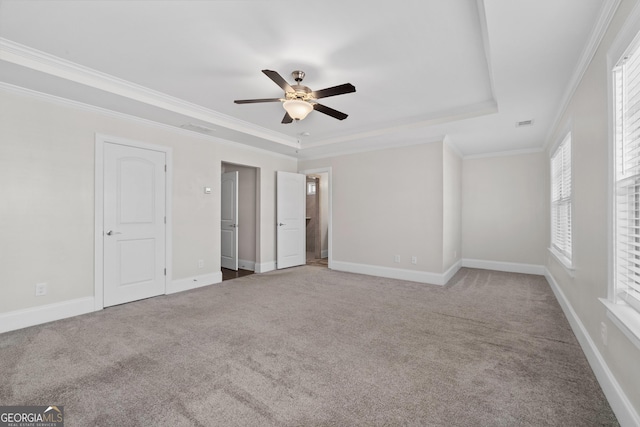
<box><xmin>221</xmin><ymin>171</ymin><xmax>238</xmax><ymax>270</ymax></box>
<box><xmin>277</xmin><ymin>171</ymin><xmax>306</xmax><ymax>269</ymax></box>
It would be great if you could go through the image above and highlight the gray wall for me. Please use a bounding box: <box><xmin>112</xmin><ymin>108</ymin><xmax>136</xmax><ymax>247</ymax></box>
<box><xmin>462</xmin><ymin>151</ymin><xmax>548</xmax><ymax>266</ymax></box>
<box><xmin>0</xmin><ymin>88</ymin><xmax>296</xmax><ymax>314</ymax></box>
<box><xmin>300</xmin><ymin>140</ymin><xmax>457</xmax><ymax>276</ymax></box>
<box><xmin>546</xmin><ymin>0</ymin><xmax>640</xmax><ymax>417</ymax></box>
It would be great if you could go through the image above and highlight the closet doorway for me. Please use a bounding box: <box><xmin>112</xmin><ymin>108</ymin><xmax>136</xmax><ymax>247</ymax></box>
<box><xmin>304</xmin><ymin>171</ymin><xmax>330</xmax><ymax>267</ymax></box>
<box><xmin>221</xmin><ymin>162</ymin><xmax>258</xmax><ymax>281</ymax></box>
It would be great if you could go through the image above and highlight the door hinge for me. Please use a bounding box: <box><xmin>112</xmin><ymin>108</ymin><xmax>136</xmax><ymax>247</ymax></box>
<box><xmin>164</xmin><ymin>216</ymin><xmax>166</xmax><ymax>224</ymax></box>
<box><xmin>164</xmin><ymin>164</ymin><xmax>167</xmax><ymax>172</ymax></box>
<box><xmin>164</xmin><ymin>268</ymin><xmax>166</xmax><ymax>276</ymax></box>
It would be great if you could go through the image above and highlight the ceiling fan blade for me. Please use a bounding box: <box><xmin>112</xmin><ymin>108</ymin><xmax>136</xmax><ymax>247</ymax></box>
<box><xmin>262</xmin><ymin>69</ymin><xmax>294</xmax><ymax>93</ymax></box>
<box><xmin>311</xmin><ymin>83</ymin><xmax>356</xmax><ymax>99</ymax></box>
<box><xmin>313</xmin><ymin>103</ymin><xmax>348</xmax><ymax>120</ymax></box>
<box><xmin>281</xmin><ymin>112</ymin><xmax>293</xmax><ymax>124</ymax></box>
<box><xmin>234</xmin><ymin>98</ymin><xmax>283</xmax><ymax>104</ymax></box>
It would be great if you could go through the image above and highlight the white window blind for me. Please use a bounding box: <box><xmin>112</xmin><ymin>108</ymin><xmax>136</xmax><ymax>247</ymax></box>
<box><xmin>551</xmin><ymin>134</ymin><xmax>572</xmax><ymax>264</ymax></box>
<box><xmin>614</xmin><ymin>40</ymin><xmax>640</xmax><ymax>313</ymax></box>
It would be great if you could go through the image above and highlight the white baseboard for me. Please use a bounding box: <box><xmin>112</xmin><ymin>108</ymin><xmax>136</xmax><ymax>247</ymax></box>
<box><xmin>331</xmin><ymin>260</ymin><xmax>459</xmax><ymax>286</ymax></box>
<box><xmin>462</xmin><ymin>258</ymin><xmax>545</xmax><ymax>275</ymax></box>
<box><xmin>545</xmin><ymin>269</ymin><xmax>640</xmax><ymax>427</ymax></box>
<box><xmin>0</xmin><ymin>297</ymin><xmax>95</xmax><ymax>334</ymax></box>
<box><xmin>238</xmin><ymin>259</ymin><xmax>256</xmax><ymax>271</ymax></box>
<box><xmin>167</xmin><ymin>272</ymin><xmax>222</xmax><ymax>295</ymax></box>
<box><xmin>255</xmin><ymin>261</ymin><xmax>276</xmax><ymax>273</ymax></box>
<box><xmin>443</xmin><ymin>259</ymin><xmax>463</xmax><ymax>284</ymax></box>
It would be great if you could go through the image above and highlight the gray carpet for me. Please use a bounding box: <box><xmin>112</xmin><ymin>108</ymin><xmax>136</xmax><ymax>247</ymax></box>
<box><xmin>0</xmin><ymin>267</ymin><xmax>618</xmax><ymax>426</ymax></box>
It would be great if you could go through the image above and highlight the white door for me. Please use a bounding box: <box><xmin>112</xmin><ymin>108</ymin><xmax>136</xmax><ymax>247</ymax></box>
<box><xmin>277</xmin><ymin>171</ymin><xmax>306</xmax><ymax>269</ymax></box>
<box><xmin>104</xmin><ymin>143</ymin><xmax>166</xmax><ymax>307</ymax></box>
<box><xmin>221</xmin><ymin>171</ymin><xmax>239</xmax><ymax>270</ymax></box>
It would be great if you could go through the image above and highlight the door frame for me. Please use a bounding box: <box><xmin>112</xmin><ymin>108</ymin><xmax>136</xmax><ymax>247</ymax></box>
<box><xmin>94</xmin><ymin>133</ymin><xmax>173</xmax><ymax>311</ymax></box>
<box><xmin>221</xmin><ymin>162</ymin><xmax>260</xmax><ymax>272</ymax></box>
<box><xmin>220</xmin><ymin>170</ymin><xmax>239</xmax><ymax>270</ymax></box>
<box><xmin>299</xmin><ymin>167</ymin><xmax>332</xmax><ymax>269</ymax></box>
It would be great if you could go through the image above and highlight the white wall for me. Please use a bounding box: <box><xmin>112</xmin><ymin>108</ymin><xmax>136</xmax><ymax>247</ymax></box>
<box><xmin>319</xmin><ymin>172</ymin><xmax>329</xmax><ymax>257</ymax></box>
<box><xmin>546</xmin><ymin>0</ymin><xmax>640</xmax><ymax>420</ymax></box>
<box><xmin>300</xmin><ymin>141</ymin><xmax>448</xmax><ymax>279</ymax></box>
<box><xmin>443</xmin><ymin>142</ymin><xmax>462</xmax><ymax>271</ymax></box>
<box><xmin>0</xmin><ymin>87</ymin><xmax>296</xmax><ymax>315</ymax></box>
<box><xmin>462</xmin><ymin>151</ymin><xmax>547</xmax><ymax>267</ymax></box>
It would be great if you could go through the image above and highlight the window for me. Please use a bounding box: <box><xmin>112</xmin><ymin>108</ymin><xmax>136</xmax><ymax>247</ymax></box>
<box><xmin>550</xmin><ymin>133</ymin><xmax>572</xmax><ymax>267</ymax></box>
<box><xmin>613</xmin><ymin>40</ymin><xmax>640</xmax><ymax>315</ymax></box>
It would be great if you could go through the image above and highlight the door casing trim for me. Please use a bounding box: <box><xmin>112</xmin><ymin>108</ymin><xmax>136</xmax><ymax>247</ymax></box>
<box><xmin>94</xmin><ymin>133</ymin><xmax>173</xmax><ymax>310</ymax></box>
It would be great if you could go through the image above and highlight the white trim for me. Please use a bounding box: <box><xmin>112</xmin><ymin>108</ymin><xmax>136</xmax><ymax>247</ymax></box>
<box><xmin>331</xmin><ymin>261</ymin><xmax>457</xmax><ymax>286</ymax></box>
<box><xmin>302</xmin><ymin>100</ymin><xmax>497</xmax><ymax>150</ymax></box>
<box><xmin>463</xmin><ymin>147</ymin><xmax>544</xmax><ymax>160</ymax></box>
<box><xmin>545</xmin><ymin>270</ymin><xmax>640</xmax><ymax>427</ymax></box>
<box><xmin>548</xmin><ymin>247</ymin><xmax>575</xmax><ymax>277</ymax></box>
<box><xmin>0</xmin><ymin>297</ymin><xmax>94</xmax><ymax>334</ymax></box>
<box><xmin>254</xmin><ymin>261</ymin><xmax>276</xmax><ymax>273</ymax></box>
<box><xmin>443</xmin><ymin>259</ymin><xmax>463</xmax><ymax>284</ymax></box>
<box><xmin>0</xmin><ymin>38</ymin><xmax>297</xmax><ymax>149</ymax></box>
<box><xmin>297</xmin><ymin>135</ymin><xmax>446</xmax><ymax>161</ymax></box>
<box><xmin>94</xmin><ymin>134</ymin><xmax>173</xmax><ymax>310</ymax></box>
<box><xmin>443</xmin><ymin>135</ymin><xmax>464</xmax><ymax>159</ymax></box>
<box><xmin>238</xmin><ymin>259</ymin><xmax>256</xmax><ymax>271</ymax></box>
<box><xmin>167</xmin><ymin>272</ymin><xmax>222</xmax><ymax>295</ymax></box>
<box><xmin>462</xmin><ymin>258</ymin><xmax>545</xmax><ymax>275</ymax></box>
<box><xmin>0</xmin><ymin>81</ymin><xmax>297</xmax><ymax>162</ymax></box>
<box><xmin>600</xmin><ymin>298</ymin><xmax>640</xmax><ymax>352</ymax></box>
<box><xmin>607</xmin><ymin>0</ymin><xmax>640</xmax><ymax>79</ymax></box>
<box><xmin>544</xmin><ymin>0</ymin><xmax>622</xmax><ymax>149</ymax></box>
<box><xmin>299</xmin><ymin>167</ymin><xmax>333</xmax><ymax>270</ymax></box>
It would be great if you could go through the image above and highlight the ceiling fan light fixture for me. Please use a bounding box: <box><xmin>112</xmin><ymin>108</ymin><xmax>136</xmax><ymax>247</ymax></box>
<box><xmin>283</xmin><ymin>99</ymin><xmax>313</xmax><ymax>120</ymax></box>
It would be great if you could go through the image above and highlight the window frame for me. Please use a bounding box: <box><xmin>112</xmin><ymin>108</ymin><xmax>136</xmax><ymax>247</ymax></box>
<box><xmin>602</xmin><ymin>12</ymin><xmax>640</xmax><ymax>351</ymax></box>
<box><xmin>549</xmin><ymin>132</ymin><xmax>573</xmax><ymax>271</ymax></box>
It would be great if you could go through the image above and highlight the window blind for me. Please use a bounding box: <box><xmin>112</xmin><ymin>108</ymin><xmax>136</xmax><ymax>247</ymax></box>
<box><xmin>614</xmin><ymin>40</ymin><xmax>640</xmax><ymax>313</ymax></box>
<box><xmin>551</xmin><ymin>134</ymin><xmax>572</xmax><ymax>262</ymax></box>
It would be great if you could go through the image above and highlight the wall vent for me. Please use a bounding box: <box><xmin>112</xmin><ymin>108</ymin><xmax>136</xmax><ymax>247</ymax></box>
<box><xmin>180</xmin><ymin>122</ymin><xmax>215</xmax><ymax>133</ymax></box>
<box><xmin>516</xmin><ymin>119</ymin><xmax>534</xmax><ymax>128</ymax></box>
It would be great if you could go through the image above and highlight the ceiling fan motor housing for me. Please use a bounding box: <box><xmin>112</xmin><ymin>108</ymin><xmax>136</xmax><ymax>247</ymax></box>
<box><xmin>287</xmin><ymin>84</ymin><xmax>312</xmax><ymax>101</ymax></box>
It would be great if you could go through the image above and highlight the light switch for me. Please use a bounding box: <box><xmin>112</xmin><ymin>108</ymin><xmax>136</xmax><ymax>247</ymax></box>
<box><xmin>204</xmin><ymin>187</ymin><xmax>212</xmax><ymax>194</ymax></box>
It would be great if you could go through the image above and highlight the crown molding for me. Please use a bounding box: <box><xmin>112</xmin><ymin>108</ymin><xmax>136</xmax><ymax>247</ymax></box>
<box><xmin>0</xmin><ymin>37</ymin><xmax>298</xmax><ymax>149</ymax></box>
<box><xmin>0</xmin><ymin>81</ymin><xmax>299</xmax><ymax>161</ymax></box>
<box><xmin>544</xmin><ymin>0</ymin><xmax>622</xmax><ymax>149</ymax></box>
<box><xmin>463</xmin><ymin>146</ymin><xmax>544</xmax><ymax>160</ymax></box>
<box><xmin>302</xmin><ymin>99</ymin><xmax>498</xmax><ymax>150</ymax></box>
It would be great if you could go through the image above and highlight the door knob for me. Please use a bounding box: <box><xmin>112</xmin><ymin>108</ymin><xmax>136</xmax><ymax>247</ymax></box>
<box><xmin>230</xmin><ymin>224</ymin><xmax>237</xmax><ymax>228</ymax></box>
<box><xmin>278</xmin><ymin>223</ymin><xmax>285</xmax><ymax>226</ymax></box>
<box><xmin>106</xmin><ymin>230</ymin><xmax>122</xmax><ymax>236</ymax></box>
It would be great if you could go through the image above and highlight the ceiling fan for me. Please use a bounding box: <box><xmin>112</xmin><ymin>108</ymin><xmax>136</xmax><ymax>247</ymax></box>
<box><xmin>234</xmin><ymin>70</ymin><xmax>356</xmax><ymax>123</ymax></box>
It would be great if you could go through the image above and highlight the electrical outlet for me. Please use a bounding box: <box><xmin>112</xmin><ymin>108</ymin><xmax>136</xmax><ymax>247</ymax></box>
<box><xmin>411</xmin><ymin>256</ymin><xmax>417</xmax><ymax>265</ymax></box>
<box><xmin>35</xmin><ymin>282</ymin><xmax>47</xmax><ymax>296</ymax></box>
<box><xmin>601</xmin><ymin>322</ymin><xmax>608</xmax><ymax>346</ymax></box>
<box><xmin>394</xmin><ymin>255</ymin><xmax>401</xmax><ymax>263</ymax></box>
<box><xmin>198</xmin><ymin>259</ymin><xmax>204</xmax><ymax>269</ymax></box>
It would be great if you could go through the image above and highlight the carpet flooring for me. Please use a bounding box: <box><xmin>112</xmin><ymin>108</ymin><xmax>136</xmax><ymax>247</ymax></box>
<box><xmin>0</xmin><ymin>267</ymin><xmax>618</xmax><ymax>426</ymax></box>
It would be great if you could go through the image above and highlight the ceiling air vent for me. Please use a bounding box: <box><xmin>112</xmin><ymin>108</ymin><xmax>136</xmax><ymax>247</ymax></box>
<box><xmin>516</xmin><ymin>119</ymin><xmax>534</xmax><ymax>128</ymax></box>
<box><xmin>180</xmin><ymin>123</ymin><xmax>215</xmax><ymax>134</ymax></box>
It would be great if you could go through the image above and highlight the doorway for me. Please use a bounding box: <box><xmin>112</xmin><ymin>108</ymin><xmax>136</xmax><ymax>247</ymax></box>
<box><xmin>221</xmin><ymin>162</ymin><xmax>258</xmax><ymax>281</ymax></box>
<box><xmin>302</xmin><ymin>170</ymin><xmax>330</xmax><ymax>268</ymax></box>
<box><xmin>94</xmin><ymin>134</ymin><xmax>172</xmax><ymax>310</ymax></box>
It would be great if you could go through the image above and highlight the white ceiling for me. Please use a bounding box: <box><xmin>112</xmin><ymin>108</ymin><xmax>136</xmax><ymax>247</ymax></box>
<box><xmin>0</xmin><ymin>0</ymin><xmax>613</xmax><ymax>159</ymax></box>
